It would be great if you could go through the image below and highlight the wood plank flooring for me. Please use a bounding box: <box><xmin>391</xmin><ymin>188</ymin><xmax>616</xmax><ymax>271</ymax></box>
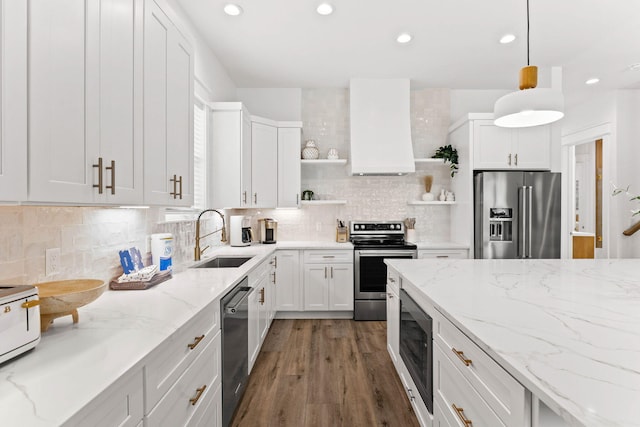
<box><xmin>231</xmin><ymin>319</ymin><xmax>420</xmax><ymax>427</ymax></box>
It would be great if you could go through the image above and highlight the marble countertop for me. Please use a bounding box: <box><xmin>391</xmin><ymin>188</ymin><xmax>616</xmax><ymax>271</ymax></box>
<box><xmin>0</xmin><ymin>244</ymin><xmax>277</xmax><ymax>426</ymax></box>
<box><xmin>414</xmin><ymin>242</ymin><xmax>469</xmax><ymax>250</ymax></box>
<box><xmin>386</xmin><ymin>258</ymin><xmax>640</xmax><ymax>427</ymax></box>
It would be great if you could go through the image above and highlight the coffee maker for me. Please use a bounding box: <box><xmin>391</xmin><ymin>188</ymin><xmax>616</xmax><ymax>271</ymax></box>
<box><xmin>258</xmin><ymin>218</ymin><xmax>278</xmax><ymax>244</ymax></box>
<box><xmin>230</xmin><ymin>215</ymin><xmax>253</xmax><ymax>247</ymax></box>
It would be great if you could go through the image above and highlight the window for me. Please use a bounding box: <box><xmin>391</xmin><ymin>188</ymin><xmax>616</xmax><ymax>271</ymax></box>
<box><xmin>193</xmin><ymin>99</ymin><xmax>207</xmax><ymax>210</ymax></box>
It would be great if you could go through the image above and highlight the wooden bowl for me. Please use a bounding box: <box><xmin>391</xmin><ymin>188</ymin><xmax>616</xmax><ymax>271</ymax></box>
<box><xmin>37</xmin><ymin>279</ymin><xmax>107</xmax><ymax>332</ymax></box>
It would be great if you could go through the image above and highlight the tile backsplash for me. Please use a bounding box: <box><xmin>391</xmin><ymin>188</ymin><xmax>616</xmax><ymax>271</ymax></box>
<box><xmin>0</xmin><ymin>206</ymin><xmax>225</xmax><ymax>286</ymax></box>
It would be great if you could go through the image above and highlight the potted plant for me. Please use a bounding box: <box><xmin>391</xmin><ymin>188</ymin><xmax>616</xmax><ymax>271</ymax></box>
<box><xmin>432</xmin><ymin>144</ymin><xmax>459</xmax><ymax>177</ymax></box>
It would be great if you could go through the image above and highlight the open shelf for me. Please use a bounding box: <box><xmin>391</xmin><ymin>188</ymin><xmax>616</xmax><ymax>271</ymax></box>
<box><xmin>301</xmin><ymin>200</ymin><xmax>347</xmax><ymax>205</ymax></box>
<box><xmin>301</xmin><ymin>159</ymin><xmax>347</xmax><ymax>165</ymax></box>
<box><xmin>407</xmin><ymin>201</ymin><xmax>456</xmax><ymax>205</ymax></box>
<box><xmin>414</xmin><ymin>158</ymin><xmax>448</xmax><ymax>164</ymax></box>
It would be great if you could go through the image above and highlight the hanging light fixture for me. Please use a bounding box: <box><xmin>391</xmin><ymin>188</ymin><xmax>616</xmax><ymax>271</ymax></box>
<box><xmin>494</xmin><ymin>0</ymin><xmax>564</xmax><ymax>128</ymax></box>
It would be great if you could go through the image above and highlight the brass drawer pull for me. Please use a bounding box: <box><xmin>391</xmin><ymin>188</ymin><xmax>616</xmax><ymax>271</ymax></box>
<box><xmin>452</xmin><ymin>404</ymin><xmax>473</xmax><ymax>426</ymax></box>
<box><xmin>93</xmin><ymin>157</ymin><xmax>104</xmax><ymax>194</ymax></box>
<box><xmin>514</xmin><ymin>153</ymin><xmax>518</xmax><ymax>166</ymax></box>
<box><xmin>243</xmin><ymin>191</ymin><xmax>247</xmax><ymax>204</ymax></box>
<box><xmin>189</xmin><ymin>385</ymin><xmax>207</xmax><ymax>405</ymax></box>
<box><xmin>187</xmin><ymin>334</ymin><xmax>205</xmax><ymax>350</ymax></box>
<box><xmin>388</xmin><ymin>277</ymin><xmax>396</xmax><ymax>283</ymax></box>
<box><xmin>452</xmin><ymin>347</ymin><xmax>473</xmax><ymax>366</ymax></box>
<box><xmin>508</xmin><ymin>153</ymin><xmax>512</xmax><ymax>166</ymax></box>
<box><xmin>259</xmin><ymin>288</ymin><xmax>265</xmax><ymax>305</ymax></box>
<box><xmin>21</xmin><ymin>300</ymin><xmax>41</xmax><ymax>309</ymax></box>
<box><xmin>170</xmin><ymin>174</ymin><xmax>178</xmax><ymax>199</ymax></box>
<box><xmin>106</xmin><ymin>160</ymin><xmax>116</xmax><ymax>195</ymax></box>
<box><xmin>178</xmin><ymin>175</ymin><xmax>183</xmax><ymax>199</ymax></box>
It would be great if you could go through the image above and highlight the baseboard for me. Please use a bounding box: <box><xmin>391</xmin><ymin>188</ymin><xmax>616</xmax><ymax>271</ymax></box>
<box><xmin>275</xmin><ymin>311</ymin><xmax>354</xmax><ymax>319</ymax></box>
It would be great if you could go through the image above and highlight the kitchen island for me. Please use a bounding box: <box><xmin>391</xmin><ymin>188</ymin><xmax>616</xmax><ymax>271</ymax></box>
<box><xmin>386</xmin><ymin>258</ymin><xmax>640</xmax><ymax>427</ymax></box>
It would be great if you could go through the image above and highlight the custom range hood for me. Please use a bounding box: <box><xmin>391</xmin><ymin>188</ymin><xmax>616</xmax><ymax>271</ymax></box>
<box><xmin>349</xmin><ymin>78</ymin><xmax>415</xmax><ymax>175</ymax></box>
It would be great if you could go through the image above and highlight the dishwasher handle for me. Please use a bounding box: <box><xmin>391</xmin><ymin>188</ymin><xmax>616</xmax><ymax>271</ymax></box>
<box><xmin>224</xmin><ymin>287</ymin><xmax>254</xmax><ymax>314</ymax></box>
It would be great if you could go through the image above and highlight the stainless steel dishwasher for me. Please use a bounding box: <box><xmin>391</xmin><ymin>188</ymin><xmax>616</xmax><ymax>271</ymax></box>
<box><xmin>220</xmin><ymin>276</ymin><xmax>252</xmax><ymax>427</ymax></box>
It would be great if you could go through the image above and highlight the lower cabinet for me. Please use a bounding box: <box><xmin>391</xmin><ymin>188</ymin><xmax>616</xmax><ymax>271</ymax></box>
<box><xmin>274</xmin><ymin>250</ymin><xmax>302</xmax><ymax>311</ymax></box>
<box><xmin>65</xmin><ymin>368</ymin><xmax>144</xmax><ymax>427</ymax></box>
<box><xmin>418</xmin><ymin>249</ymin><xmax>469</xmax><ymax>259</ymax></box>
<box><xmin>248</xmin><ymin>257</ymin><xmax>275</xmax><ymax>372</ymax></box>
<box><xmin>386</xmin><ymin>283</ymin><xmax>400</xmax><ymax>367</ymax></box>
<box><xmin>302</xmin><ymin>250</ymin><xmax>353</xmax><ymax>311</ymax></box>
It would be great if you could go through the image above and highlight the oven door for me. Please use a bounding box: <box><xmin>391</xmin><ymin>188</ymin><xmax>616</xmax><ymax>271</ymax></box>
<box><xmin>399</xmin><ymin>289</ymin><xmax>433</xmax><ymax>414</ymax></box>
<box><xmin>354</xmin><ymin>250</ymin><xmax>416</xmax><ymax>300</ymax></box>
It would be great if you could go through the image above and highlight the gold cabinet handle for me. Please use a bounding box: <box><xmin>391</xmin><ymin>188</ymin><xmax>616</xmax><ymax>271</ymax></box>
<box><xmin>452</xmin><ymin>347</ymin><xmax>473</xmax><ymax>366</ymax></box>
<box><xmin>170</xmin><ymin>174</ymin><xmax>178</xmax><ymax>199</ymax></box>
<box><xmin>187</xmin><ymin>334</ymin><xmax>205</xmax><ymax>350</ymax></box>
<box><xmin>271</xmin><ymin>272</ymin><xmax>276</xmax><ymax>284</ymax></box>
<box><xmin>324</xmin><ymin>266</ymin><xmax>327</xmax><ymax>279</ymax></box>
<box><xmin>243</xmin><ymin>191</ymin><xmax>247</xmax><ymax>205</ymax></box>
<box><xmin>452</xmin><ymin>404</ymin><xmax>473</xmax><ymax>426</ymax></box>
<box><xmin>330</xmin><ymin>266</ymin><xmax>333</xmax><ymax>278</ymax></box>
<box><xmin>254</xmin><ymin>193</ymin><xmax>258</xmax><ymax>204</ymax></box>
<box><xmin>508</xmin><ymin>153</ymin><xmax>512</xmax><ymax>166</ymax></box>
<box><xmin>436</xmin><ymin>255</ymin><xmax>449</xmax><ymax>258</ymax></box>
<box><xmin>388</xmin><ymin>277</ymin><xmax>396</xmax><ymax>283</ymax></box>
<box><xmin>259</xmin><ymin>288</ymin><xmax>265</xmax><ymax>305</ymax></box>
<box><xmin>21</xmin><ymin>300</ymin><xmax>41</xmax><ymax>309</ymax></box>
<box><xmin>296</xmin><ymin>193</ymin><xmax>299</xmax><ymax>205</ymax></box>
<box><xmin>105</xmin><ymin>160</ymin><xmax>116</xmax><ymax>195</ymax></box>
<box><xmin>178</xmin><ymin>175</ymin><xmax>183</xmax><ymax>200</ymax></box>
<box><xmin>514</xmin><ymin>153</ymin><xmax>518</xmax><ymax>166</ymax></box>
<box><xmin>93</xmin><ymin>157</ymin><xmax>104</xmax><ymax>194</ymax></box>
<box><xmin>189</xmin><ymin>385</ymin><xmax>207</xmax><ymax>406</ymax></box>
<box><xmin>387</xmin><ymin>292</ymin><xmax>394</xmax><ymax>299</ymax></box>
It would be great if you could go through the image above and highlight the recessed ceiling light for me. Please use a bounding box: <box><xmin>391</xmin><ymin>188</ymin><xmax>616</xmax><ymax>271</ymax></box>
<box><xmin>223</xmin><ymin>3</ymin><xmax>243</xmax><ymax>16</ymax></box>
<box><xmin>396</xmin><ymin>33</ymin><xmax>412</xmax><ymax>44</ymax></box>
<box><xmin>316</xmin><ymin>3</ymin><xmax>333</xmax><ymax>15</ymax></box>
<box><xmin>499</xmin><ymin>34</ymin><xmax>516</xmax><ymax>44</ymax></box>
<box><xmin>585</xmin><ymin>78</ymin><xmax>600</xmax><ymax>85</ymax></box>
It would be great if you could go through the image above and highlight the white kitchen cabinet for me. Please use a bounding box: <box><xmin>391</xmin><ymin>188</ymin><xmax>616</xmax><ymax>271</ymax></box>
<box><xmin>248</xmin><ymin>257</ymin><xmax>272</xmax><ymax>371</ymax></box>
<box><xmin>0</xmin><ymin>0</ymin><xmax>27</xmax><ymax>201</ymax></box>
<box><xmin>143</xmin><ymin>0</ymin><xmax>194</xmax><ymax>206</ymax></box>
<box><xmin>473</xmin><ymin>119</ymin><xmax>550</xmax><ymax>170</ymax></box>
<box><xmin>29</xmin><ymin>0</ymin><xmax>144</xmax><ymax>204</ymax></box>
<box><xmin>251</xmin><ymin>119</ymin><xmax>278</xmax><ymax>208</ymax></box>
<box><xmin>303</xmin><ymin>250</ymin><xmax>354</xmax><ymax>311</ymax></box>
<box><xmin>277</xmin><ymin>126</ymin><xmax>302</xmax><ymax>208</ymax></box>
<box><xmin>418</xmin><ymin>249</ymin><xmax>469</xmax><ymax>259</ymax></box>
<box><xmin>274</xmin><ymin>250</ymin><xmax>303</xmax><ymax>311</ymax></box>
<box><xmin>386</xmin><ymin>268</ymin><xmax>400</xmax><ymax>368</ymax></box>
<box><xmin>209</xmin><ymin>103</ymin><xmax>252</xmax><ymax>208</ymax></box>
<box><xmin>65</xmin><ymin>368</ymin><xmax>144</xmax><ymax>427</ymax></box>
<box><xmin>247</xmin><ymin>284</ymin><xmax>260</xmax><ymax>372</ymax></box>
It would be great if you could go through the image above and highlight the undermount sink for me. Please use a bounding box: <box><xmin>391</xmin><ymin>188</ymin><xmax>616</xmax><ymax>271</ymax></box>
<box><xmin>192</xmin><ymin>256</ymin><xmax>253</xmax><ymax>269</ymax></box>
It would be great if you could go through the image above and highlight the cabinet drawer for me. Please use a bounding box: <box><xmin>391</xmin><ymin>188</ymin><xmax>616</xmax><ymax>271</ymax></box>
<box><xmin>146</xmin><ymin>332</ymin><xmax>221</xmax><ymax>426</ymax></box>
<box><xmin>434</xmin><ymin>344</ymin><xmax>506</xmax><ymax>427</ymax></box>
<box><xmin>387</xmin><ymin>267</ymin><xmax>400</xmax><ymax>294</ymax></box>
<box><xmin>418</xmin><ymin>249</ymin><xmax>468</xmax><ymax>259</ymax></box>
<box><xmin>249</xmin><ymin>258</ymin><xmax>272</xmax><ymax>286</ymax></box>
<box><xmin>145</xmin><ymin>302</ymin><xmax>220</xmax><ymax>411</ymax></box>
<box><xmin>304</xmin><ymin>250</ymin><xmax>353</xmax><ymax>264</ymax></box>
<box><xmin>190</xmin><ymin>382</ymin><xmax>222</xmax><ymax>427</ymax></box>
<box><xmin>434</xmin><ymin>312</ymin><xmax>527</xmax><ymax>425</ymax></box>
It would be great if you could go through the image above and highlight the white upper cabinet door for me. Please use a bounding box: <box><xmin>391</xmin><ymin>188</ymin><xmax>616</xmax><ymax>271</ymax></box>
<box><xmin>0</xmin><ymin>0</ymin><xmax>27</xmax><ymax>201</ymax></box>
<box><xmin>166</xmin><ymin>28</ymin><xmax>194</xmax><ymax>207</ymax></box>
<box><xmin>277</xmin><ymin>127</ymin><xmax>301</xmax><ymax>208</ymax></box>
<box><xmin>250</xmin><ymin>121</ymin><xmax>277</xmax><ymax>208</ymax></box>
<box><xmin>143</xmin><ymin>0</ymin><xmax>194</xmax><ymax>206</ymax></box>
<box><xmin>241</xmin><ymin>112</ymin><xmax>252</xmax><ymax>207</ymax></box>
<box><xmin>513</xmin><ymin>125</ymin><xmax>551</xmax><ymax>170</ymax></box>
<box><xmin>473</xmin><ymin>120</ymin><xmax>512</xmax><ymax>170</ymax></box>
<box><xmin>29</xmin><ymin>0</ymin><xmax>97</xmax><ymax>203</ymax></box>
<box><xmin>87</xmin><ymin>0</ymin><xmax>143</xmax><ymax>204</ymax></box>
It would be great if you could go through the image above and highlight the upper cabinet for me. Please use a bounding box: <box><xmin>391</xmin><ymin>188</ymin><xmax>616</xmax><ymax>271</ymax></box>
<box><xmin>209</xmin><ymin>103</ymin><xmax>302</xmax><ymax>209</ymax></box>
<box><xmin>277</xmin><ymin>125</ymin><xmax>302</xmax><ymax>208</ymax></box>
<box><xmin>0</xmin><ymin>0</ymin><xmax>27</xmax><ymax>201</ymax></box>
<box><xmin>143</xmin><ymin>0</ymin><xmax>194</xmax><ymax>206</ymax></box>
<box><xmin>29</xmin><ymin>0</ymin><xmax>144</xmax><ymax>204</ymax></box>
<box><xmin>473</xmin><ymin>120</ymin><xmax>551</xmax><ymax>170</ymax></box>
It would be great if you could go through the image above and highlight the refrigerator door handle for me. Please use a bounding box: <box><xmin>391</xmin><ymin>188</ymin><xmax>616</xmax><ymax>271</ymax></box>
<box><xmin>518</xmin><ymin>186</ymin><xmax>526</xmax><ymax>258</ymax></box>
<box><xmin>527</xmin><ymin>186</ymin><xmax>533</xmax><ymax>258</ymax></box>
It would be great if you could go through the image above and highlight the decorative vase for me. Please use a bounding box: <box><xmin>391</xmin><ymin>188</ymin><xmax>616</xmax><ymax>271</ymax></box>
<box><xmin>422</xmin><ymin>192</ymin><xmax>435</xmax><ymax>201</ymax></box>
<box><xmin>438</xmin><ymin>188</ymin><xmax>446</xmax><ymax>202</ymax></box>
<box><xmin>446</xmin><ymin>191</ymin><xmax>455</xmax><ymax>202</ymax></box>
<box><xmin>302</xmin><ymin>140</ymin><xmax>320</xmax><ymax>159</ymax></box>
<box><xmin>327</xmin><ymin>148</ymin><xmax>339</xmax><ymax>160</ymax></box>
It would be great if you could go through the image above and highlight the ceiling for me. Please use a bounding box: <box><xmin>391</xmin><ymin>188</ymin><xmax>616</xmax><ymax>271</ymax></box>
<box><xmin>178</xmin><ymin>0</ymin><xmax>640</xmax><ymax>97</ymax></box>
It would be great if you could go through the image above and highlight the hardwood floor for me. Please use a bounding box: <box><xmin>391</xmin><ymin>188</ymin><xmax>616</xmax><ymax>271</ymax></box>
<box><xmin>231</xmin><ymin>319</ymin><xmax>420</xmax><ymax>427</ymax></box>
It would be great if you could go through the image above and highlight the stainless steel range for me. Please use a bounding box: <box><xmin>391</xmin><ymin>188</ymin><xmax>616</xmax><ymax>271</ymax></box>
<box><xmin>350</xmin><ymin>221</ymin><xmax>417</xmax><ymax>321</ymax></box>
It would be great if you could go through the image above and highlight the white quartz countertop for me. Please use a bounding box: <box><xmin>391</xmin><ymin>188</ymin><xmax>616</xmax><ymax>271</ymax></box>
<box><xmin>414</xmin><ymin>242</ymin><xmax>469</xmax><ymax>250</ymax></box>
<box><xmin>0</xmin><ymin>244</ymin><xmax>277</xmax><ymax>426</ymax></box>
<box><xmin>385</xmin><ymin>258</ymin><xmax>640</xmax><ymax>427</ymax></box>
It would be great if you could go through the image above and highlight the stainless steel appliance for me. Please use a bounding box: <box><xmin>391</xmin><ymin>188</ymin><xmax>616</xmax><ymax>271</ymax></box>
<box><xmin>0</xmin><ymin>285</ymin><xmax>41</xmax><ymax>365</ymax></box>
<box><xmin>474</xmin><ymin>171</ymin><xmax>561</xmax><ymax>259</ymax></box>
<box><xmin>221</xmin><ymin>277</ymin><xmax>252</xmax><ymax>427</ymax></box>
<box><xmin>351</xmin><ymin>221</ymin><xmax>417</xmax><ymax>321</ymax></box>
<box><xmin>230</xmin><ymin>215</ymin><xmax>253</xmax><ymax>247</ymax></box>
<box><xmin>400</xmin><ymin>288</ymin><xmax>433</xmax><ymax>415</ymax></box>
<box><xmin>258</xmin><ymin>218</ymin><xmax>277</xmax><ymax>244</ymax></box>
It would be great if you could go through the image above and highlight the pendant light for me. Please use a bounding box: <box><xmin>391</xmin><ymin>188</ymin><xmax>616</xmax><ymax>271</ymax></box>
<box><xmin>494</xmin><ymin>0</ymin><xmax>564</xmax><ymax>128</ymax></box>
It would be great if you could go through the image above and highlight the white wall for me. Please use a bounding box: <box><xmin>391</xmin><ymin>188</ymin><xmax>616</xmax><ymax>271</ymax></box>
<box><xmin>449</xmin><ymin>89</ymin><xmax>510</xmax><ymax>123</ymax></box>
<box><xmin>236</xmin><ymin>88</ymin><xmax>302</xmax><ymax>120</ymax></box>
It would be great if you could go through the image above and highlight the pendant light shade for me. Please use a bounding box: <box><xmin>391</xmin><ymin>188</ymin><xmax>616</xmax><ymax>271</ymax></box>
<box><xmin>493</xmin><ymin>0</ymin><xmax>564</xmax><ymax>128</ymax></box>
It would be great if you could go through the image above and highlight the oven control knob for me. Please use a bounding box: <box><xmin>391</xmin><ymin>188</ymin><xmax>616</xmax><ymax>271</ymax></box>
<box><xmin>354</xmin><ymin>224</ymin><xmax>360</xmax><ymax>230</ymax></box>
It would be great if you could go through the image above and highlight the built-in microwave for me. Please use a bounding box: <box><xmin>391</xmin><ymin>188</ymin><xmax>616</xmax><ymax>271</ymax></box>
<box><xmin>399</xmin><ymin>288</ymin><xmax>433</xmax><ymax>414</ymax></box>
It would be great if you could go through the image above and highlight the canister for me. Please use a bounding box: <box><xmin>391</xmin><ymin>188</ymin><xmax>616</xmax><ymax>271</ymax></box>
<box><xmin>151</xmin><ymin>233</ymin><xmax>173</xmax><ymax>271</ymax></box>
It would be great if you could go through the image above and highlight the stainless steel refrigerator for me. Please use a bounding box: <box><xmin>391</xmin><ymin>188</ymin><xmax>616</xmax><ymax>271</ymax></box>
<box><xmin>474</xmin><ymin>171</ymin><xmax>561</xmax><ymax>259</ymax></box>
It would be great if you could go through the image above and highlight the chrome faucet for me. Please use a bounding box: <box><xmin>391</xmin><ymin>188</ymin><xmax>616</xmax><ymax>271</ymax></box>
<box><xmin>194</xmin><ymin>209</ymin><xmax>227</xmax><ymax>261</ymax></box>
